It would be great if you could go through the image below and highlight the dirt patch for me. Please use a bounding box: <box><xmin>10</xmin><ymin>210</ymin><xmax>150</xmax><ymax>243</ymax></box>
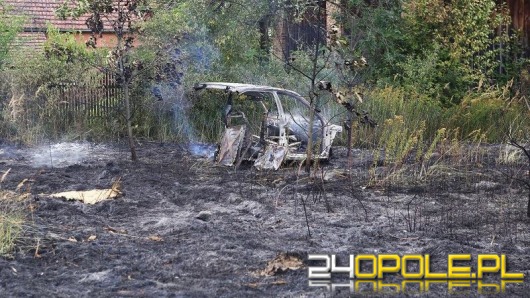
<box><xmin>0</xmin><ymin>142</ymin><xmax>528</xmax><ymax>297</ymax></box>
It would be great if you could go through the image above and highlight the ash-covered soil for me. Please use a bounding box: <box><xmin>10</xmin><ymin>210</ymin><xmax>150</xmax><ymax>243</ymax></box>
<box><xmin>0</xmin><ymin>142</ymin><xmax>529</xmax><ymax>297</ymax></box>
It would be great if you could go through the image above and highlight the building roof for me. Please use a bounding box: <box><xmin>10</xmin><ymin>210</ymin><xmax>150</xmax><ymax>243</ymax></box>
<box><xmin>3</xmin><ymin>0</ymin><xmax>119</xmax><ymax>49</ymax></box>
<box><xmin>3</xmin><ymin>0</ymin><xmax>108</xmax><ymax>32</ymax></box>
<box><xmin>12</xmin><ymin>31</ymin><xmax>47</xmax><ymax>50</ymax></box>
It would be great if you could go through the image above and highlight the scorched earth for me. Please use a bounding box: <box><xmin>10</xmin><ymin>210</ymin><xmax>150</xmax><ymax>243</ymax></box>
<box><xmin>0</xmin><ymin>141</ymin><xmax>529</xmax><ymax>297</ymax></box>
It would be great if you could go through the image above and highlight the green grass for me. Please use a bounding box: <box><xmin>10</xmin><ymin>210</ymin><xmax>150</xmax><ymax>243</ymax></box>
<box><xmin>0</xmin><ymin>191</ymin><xmax>29</xmax><ymax>257</ymax></box>
<box><xmin>349</xmin><ymin>85</ymin><xmax>529</xmax><ymax>148</ymax></box>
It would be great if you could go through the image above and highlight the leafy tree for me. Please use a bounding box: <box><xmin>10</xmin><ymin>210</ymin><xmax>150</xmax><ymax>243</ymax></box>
<box><xmin>57</xmin><ymin>0</ymin><xmax>152</xmax><ymax>161</ymax></box>
<box><xmin>1</xmin><ymin>25</ymin><xmax>100</xmax><ymax>141</ymax></box>
<box><xmin>278</xmin><ymin>1</ymin><xmax>323</xmax><ymax>171</ymax></box>
<box><xmin>188</xmin><ymin>0</ymin><xmax>281</xmax><ymax>66</ymax></box>
<box><xmin>0</xmin><ymin>0</ymin><xmax>23</xmax><ymax>136</ymax></box>
<box><xmin>337</xmin><ymin>0</ymin><xmax>525</xmax><ymax>105</ymax></box>
<box><xmin>399</xmin><ymin>0</ymin><xmax>514</xmax><ymax>104</ymax></box>
<box><xmin>0</xmin><ymin>0</ymin><xmax>23</xmax><ymax>68</ymax></box>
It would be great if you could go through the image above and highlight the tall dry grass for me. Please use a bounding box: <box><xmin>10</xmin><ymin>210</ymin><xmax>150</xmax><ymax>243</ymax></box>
<box><xmin>0</xmin><ymin>189</ymin><xmax>30</xmax><ymax>257</ymax></box>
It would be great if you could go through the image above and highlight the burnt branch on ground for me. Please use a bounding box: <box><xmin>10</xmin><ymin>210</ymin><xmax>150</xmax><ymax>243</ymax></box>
<box><xmin>508</xmin><ymin>138</ymin><xmax>530</xmax><ymax>218</ymax></box>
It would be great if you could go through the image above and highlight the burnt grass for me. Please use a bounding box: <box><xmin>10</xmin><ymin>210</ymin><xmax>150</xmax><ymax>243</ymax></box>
<box><xmin>0</xmin><ymin>142</ymin><xmax>529</xmax><ymax>297</ymax></box>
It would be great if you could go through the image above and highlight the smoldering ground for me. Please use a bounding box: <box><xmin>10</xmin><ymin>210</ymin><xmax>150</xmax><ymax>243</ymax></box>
<box><xmin>0</xmin><ymin>142</ymin><xmax>529</xmax><ymax>297</ymax></box>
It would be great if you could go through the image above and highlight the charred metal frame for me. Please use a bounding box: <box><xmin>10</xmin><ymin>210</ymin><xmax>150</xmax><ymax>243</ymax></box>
<box><xmin>194</xmin><ymin>82</ymin><xmax>342</xmax><ymax>169</ymax></box>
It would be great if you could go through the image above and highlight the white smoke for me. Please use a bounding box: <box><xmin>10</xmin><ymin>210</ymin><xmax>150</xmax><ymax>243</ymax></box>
<box><xmin>28</xmin><ymin>142</ymin><xmax>107</xmax><ymax>168</ymax></box>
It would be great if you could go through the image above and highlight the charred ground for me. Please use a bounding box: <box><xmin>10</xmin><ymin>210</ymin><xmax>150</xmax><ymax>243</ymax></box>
<box><xmin>0</xmin><ymin>142</ymin><xmax>529</xmax><ymax>297</ymax></box>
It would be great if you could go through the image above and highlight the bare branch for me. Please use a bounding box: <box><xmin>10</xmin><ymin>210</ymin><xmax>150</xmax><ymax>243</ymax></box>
<box><xmin>509</xmin><ymin>138</ymin><xmax>530</xmax><ymax>161</ymax></box>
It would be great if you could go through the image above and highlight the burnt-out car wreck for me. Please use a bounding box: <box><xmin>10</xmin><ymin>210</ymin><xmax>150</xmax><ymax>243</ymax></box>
<box><xmin>193</xmin><ymin>82</ymin><xmax>343</xmax><ymax>170</ymax></box>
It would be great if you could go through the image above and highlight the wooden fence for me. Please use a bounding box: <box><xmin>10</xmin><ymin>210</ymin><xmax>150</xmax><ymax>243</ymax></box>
<box><xmin>23</xmin><ymin>73</ymin><xmax>124</xmax><ymax>130</ymax></box>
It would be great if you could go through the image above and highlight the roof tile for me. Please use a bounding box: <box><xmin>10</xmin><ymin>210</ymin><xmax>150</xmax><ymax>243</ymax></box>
<box><xmin>3</xmin><ymin>0</ymin><xmax>116</xmax><ymax>31</ymax></box>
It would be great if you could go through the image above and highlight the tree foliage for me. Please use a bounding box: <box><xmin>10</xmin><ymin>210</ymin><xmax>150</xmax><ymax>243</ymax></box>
<box><xmin>0</xmin><ymin>0</ymin><xmax>528</xmax><ymax>150</ymax></box>
<box><xmin>58</xmin><ymin>0</ymin><xmax>154</xmax><ymax>160</ymax></box>
<box><xmin>342</xmin><ymin>0</ymin><xmax>526</xmax><ymax>105</ymax></box>
<box><xmin>0</xmin><ymin>0</ymin><xmax>23</xmax><ymax>68</ymax></box>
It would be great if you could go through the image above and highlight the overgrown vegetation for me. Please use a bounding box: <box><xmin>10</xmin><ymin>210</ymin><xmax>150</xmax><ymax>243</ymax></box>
<box><xmin>0</xmin><ymin>0</ymin><xmax>528</xmax><ymax>174</ymax></box>
<box><xmin>0</xmin><ymin>0</ymin><xmax>526</xmax><ymax>144</ymax></box>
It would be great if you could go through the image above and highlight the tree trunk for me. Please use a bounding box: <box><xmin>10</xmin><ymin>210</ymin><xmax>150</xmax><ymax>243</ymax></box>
<box><xmin>347</xmin><ymin>115</ymin><xmax>353</xmax><ymax>158</ymax></box>
<box><xmin>124</xmin><ymin>83</ymin><xmax>137</xmax><ymax>161</ymax></box>
<box><xmin>259</xmin><ymin>16</ymin><xmax>271</xmax><ymax>62</ymax></box>
<box><xmin>305</xmin><ymin>4</ymin><xmax>324</xmax><ymax>173</ymax></box>
<box><xmin>116</xmin><ymin>28</ymin><xmax>137</xmax><ymax>162</ymax></box>
<box><xmin>305</xmin><ymin>91</ymin><xmax>315</xmax><ymax>173</ymax></box>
